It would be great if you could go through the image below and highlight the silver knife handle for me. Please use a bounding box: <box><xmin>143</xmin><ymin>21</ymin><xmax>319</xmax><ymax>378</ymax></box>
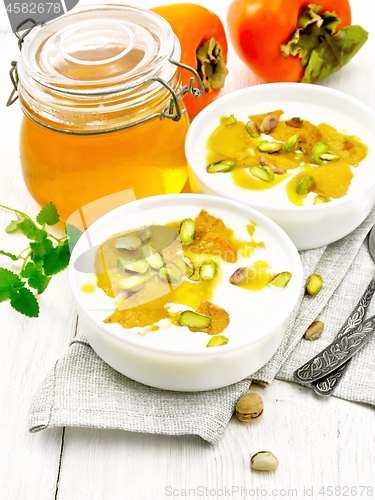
<box><xmin>294</xmin><ymin>315</ymin><xmax>375</xmax><ymax>384</ymax></box>
<box><xmin>313</xmin><ymin>362</ymin><xmax>350</xmax><ymax>396</ymax></box>
<box><xmin>334</xmin><ymin>279</ymin><xmax>375</xmax><ymax>339</ymax></box>
<box><xmin>311</xmin><ymin>279</ymin><xmax>375</xmax><ymax>395</ymax></box>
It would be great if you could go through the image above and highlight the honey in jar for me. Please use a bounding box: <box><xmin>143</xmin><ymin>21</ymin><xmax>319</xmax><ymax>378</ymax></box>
<box><xmin>15</xmin><ymin>5</ymin><xmax>192</xmax><ymax>221</ymax></box>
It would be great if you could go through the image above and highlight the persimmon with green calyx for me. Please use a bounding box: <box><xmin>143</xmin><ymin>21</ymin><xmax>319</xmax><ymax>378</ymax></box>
<box><xmin>227</xmin><ymin>0</ymin><xmax>368</xmax><ymax>83</ymax></box>
<box><xmin>152</xmin><ymin>4</ymin><xmax>228</xmax><ymax>118</ymax></box>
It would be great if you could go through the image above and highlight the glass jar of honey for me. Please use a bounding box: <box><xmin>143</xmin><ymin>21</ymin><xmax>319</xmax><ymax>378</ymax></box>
<box><xmin>14</xmin><ymin>5</ymin><xmax>197</xmax><ymax>221</ymax></box>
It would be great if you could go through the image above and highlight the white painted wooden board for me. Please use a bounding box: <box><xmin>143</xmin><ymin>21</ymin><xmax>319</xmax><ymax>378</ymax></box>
<box><xmin>0</xmin><ymin>0</ymin><xmax>374</xmax><ymax>499</ymax></box>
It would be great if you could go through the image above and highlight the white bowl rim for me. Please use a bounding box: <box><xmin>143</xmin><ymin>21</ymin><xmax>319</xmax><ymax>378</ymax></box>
<box><xmin>185</xmin><ymin>82</ymin><xmax>375</xmax><ymax>213</ymax></box>
<box><xmin>68</xmin><ymin>193</ymin><xmax>303</xmax><ymax>356</ymax></box>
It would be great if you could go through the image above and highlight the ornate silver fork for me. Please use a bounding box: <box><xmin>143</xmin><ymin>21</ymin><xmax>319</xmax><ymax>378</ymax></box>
<box><xmin>294</xmin><ymin>225</ymin><xmax>375</xmax><ymax>396</ymax></box>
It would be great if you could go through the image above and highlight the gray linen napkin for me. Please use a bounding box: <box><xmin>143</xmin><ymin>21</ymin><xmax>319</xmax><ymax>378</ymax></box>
<box><xmin>29</xmin><ymin>207</ymin><xmax>375</xmax><ymax>444</ymax></box>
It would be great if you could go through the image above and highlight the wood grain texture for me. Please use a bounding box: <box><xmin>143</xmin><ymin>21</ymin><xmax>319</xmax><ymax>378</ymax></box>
<box><xmin>0</xmin><ymin>0</ymin><xmax>374</xmax><ymax>499</ymax></box>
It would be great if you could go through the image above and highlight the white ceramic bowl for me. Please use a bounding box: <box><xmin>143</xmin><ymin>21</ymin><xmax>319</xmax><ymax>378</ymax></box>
<box><xmin>186</xmin><ymin>83</ymin><xmax>375</xmax><ymax>250</ymax></box>
<box><xmin>69</xmin><ymin>194</ymin><xmax>302</xmax><ymax>391</ymax></box>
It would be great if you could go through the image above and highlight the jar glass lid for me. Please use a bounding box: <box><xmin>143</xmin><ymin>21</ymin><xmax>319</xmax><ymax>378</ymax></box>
<box><xmin>19</xmin><ymin>4</ymin><xmax>177</xmax><ymax>96</ymax></box>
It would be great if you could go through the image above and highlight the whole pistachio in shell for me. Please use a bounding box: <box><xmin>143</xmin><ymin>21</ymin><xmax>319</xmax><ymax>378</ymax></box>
<box><xmin>304</xmin><ymin>321</ymin><xmax>324</xmax><ymax>341</ymax></box>
<box><xmin>250</xmin><ymin>451</ymin><xmax>279</xmax><ymax>471</ymax></box>
<box><xmin>235</xmin><ymin>393</ymin><xmax>264</xmax><ymax>422</ymax></box>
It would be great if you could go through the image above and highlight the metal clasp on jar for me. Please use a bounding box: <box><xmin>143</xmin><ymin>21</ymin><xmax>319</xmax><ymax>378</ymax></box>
<box><xmin>6</xmin><ymin>18</ymin><xmax>205</xmax><ymax>130</ymax></box>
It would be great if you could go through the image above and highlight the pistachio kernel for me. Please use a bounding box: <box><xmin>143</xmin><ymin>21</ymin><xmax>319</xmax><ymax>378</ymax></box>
<box><xmin>246</xmin><ymin>119</ymin><xmax>260</xmax><ymax>138</ymax></box>
<box><xmin>257</xmin><ymin>141</ymin><xmax>282</xmax><ymax>153</ymax></box>
<box><xmin>206</xmin><ymin>335</ymin><xmax>228</xmax><ymax>348</ymax></box>
<box><xmin>284</xmin><ymin>134</ymin><xmax>299</xmax><ymax>152</ymax></box>
<box><xmin>304</xmin><ymin>321</ymin><xmax>324</xmax><ymax>341</ymax></box>
<box><xmin>229</xmin><ymin>267</ymin><xmax>249</xmax><ymax>285</ymax></box>
<box><xmin>250</xmin><ymin>451</ymin><xmax>279</xmax><ymax>471</ymax></box>
<box><xmin>314</xmin><ymin>195</ymin><xmax>330</xmax><ymax>205</ymax></box>
<box><xmin>286</xmin><ymin>117</ymin><xmax>303</xmax><ymax>128</ymax></box>
<box><xmin>115</xmin><ymin>235</ymin><xmax>142</xmax><ymax>251</ymax></box>
<box><xmin>297</xmin><ymin>176</ymin><xmax>315</xmax><ymax>195</ymax></box>
<box><xmin>306</xmin><ymin>273</ymin><xmax>323</xmax><ymax>296</ymax></box>
<box><xmin>221</xmin><ymin>114</ymin><xmax>237</xmax><ymax>126</ymax></box>
<box><xmin>260</xmin><ymin>155</ymin><xmax>273</xmax><ymax>168</ymax></box>
<box><xmin>260</xmin><ymin>114</ymin><xmax>278</xmax><ymax>134</ymax></box>
<box><xmin>273</xmin><ymin>168</ymin><xmax>286</xmax><ymax>175</ymax></box>
<box><xmin>158</xmin><ymin>266</ymin><xmax>181</xmax><ymax>283</ymax></box>
<box><xmin>250</xmin><ymin>165</ymin><xmax>275</xmax><ymax>182</ymax></box>
<box><xmin>207</xmin><ymin>160</ymin><xmax>236</xmax><ymax>173</ymax></box>
<box><xmin>320</xmin><ymin>153</ymin><xmax>340</xmax><ymax>162</ymax></box>
<box><xmin>235</xmin><ymin>393</ymin><xmax>264</xmax><ymax>422</ymax></box>
<box><xmin>312</xmin><ymin>141</ymin><xmax>328</xmax><ymax>164</ymax></box>
<box><xmin>269</xmin><ymin>272</ymin><xmax>292</xmax><ymax>288</ymax></box>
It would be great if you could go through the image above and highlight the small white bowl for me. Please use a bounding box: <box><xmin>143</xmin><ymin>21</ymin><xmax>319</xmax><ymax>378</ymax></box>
<box><xmin>185</xmin><ymin>83</ymin><xmax>375</xmax><ymax>250</ymax></box>
<box><xmin>69</xmin><ymin>194</ymin><xmax>302</xmax><ymax>391</ymax></box>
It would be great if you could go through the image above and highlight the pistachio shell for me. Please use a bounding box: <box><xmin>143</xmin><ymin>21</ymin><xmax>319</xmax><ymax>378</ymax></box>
<box><xmin>250</xmin><ymin>451</ymin><xmax>279</xmax><ymax>471</ymax></box>
<box><xmin>235</xmin><ymin>393</ymin><xmax>264</xmax><ymax>422</ymax></box>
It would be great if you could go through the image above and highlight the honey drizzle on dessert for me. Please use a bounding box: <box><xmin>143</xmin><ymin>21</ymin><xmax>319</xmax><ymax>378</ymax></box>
<box><xmin>95</xmin><ymin>211</ymin><xmax>270</xmax><ymax>333</ymax></box>
<box><xmin>206</xmin><ymin>111</ymin><xmax>368</xmax><ymax>205</ymax></box>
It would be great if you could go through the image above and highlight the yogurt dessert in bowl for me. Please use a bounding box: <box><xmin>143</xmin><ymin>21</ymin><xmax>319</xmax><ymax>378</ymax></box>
<box><xmin>186</xmin><ymin>83</ymin><xmax>375</xmax><ymax>250</ymax></box>
<box><xmin>69</xmin><ymin>194</ymin><xmax>302</xmax><ymax>391</ymax></box>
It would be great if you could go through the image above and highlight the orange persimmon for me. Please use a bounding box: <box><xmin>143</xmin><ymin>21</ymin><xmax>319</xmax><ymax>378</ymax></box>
<box><xmin>227</xmin><ymin>0</ymin><xmax>367</xmax><ymax>83</ymax></box>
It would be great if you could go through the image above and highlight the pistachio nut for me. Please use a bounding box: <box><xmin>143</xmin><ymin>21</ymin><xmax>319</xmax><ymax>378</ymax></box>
<box><xmin>314</xmin><ymin>195</ymin><xmax>329</xmax><ymax>205</ymax></box>
<box><xmin>246</xmin><ymin>119</ymin><xmax>260</xmax><ymax>138</ymax></box>
<box><xmin>206</xmin><ymin>335</ymin><xmax>228</xmax><ymax>348</ymax></box>
<box><xmin>320</xmin><ymin>153</ymin><xmax>340</xmax><ymax>162</ymax></box>
<box><xmin>286</xmin><ymin>117</ymin><xmax>303</xmax><ymax>128</ymax></box>
<box><xmin>257</xmin><ymin>141</ymin><xmax>282</xmax><ymax>153</ymax></box>
<box><xmin>284</xmin><ymin>134</ymin><xmax>299</xmax><ymax>152</ymax></box>
<box><xmin>229</xmin><ymin>267</ymin><xmax>249</xmax><ymax>285</ymax></box>
<box><xmin>312</xmin><ymin>141</ymin><xmax>328</xmax><ymax>164</ymax></box>
<box><xmin>273</xmin><ymin>168</ymin><xmax>286</xmax><ymax>175</ymax></box>
<box><xmin>304</xmin><ymin>321</ymin><xmax>324</xmax><ymax>341</ymax></box>
<box><xmin>297</xmin><ymin>175</ymin><xmax>315</xmax><ymax>195</ymax></box>
<box><xmin>221</xmin><ymin>114</ymin><xmax>237</xmax><ymax>126</ymax></box>
<box><xmin>260</xmin><ymin>114</ymin><xmax>278</xmax><ymax>134</ymax></box>
<box><xmin>269</xmin><ymin>271</ymin><xmax>292</xmax><ymax>288</ymax></box>
<box><xmin>260</xmin><ymin>155</ymin><xmax>273</xmax><ymax>168</ymax></box>
<box><xmin>250</xmin><ymin>165</ymin><xmax>275</xmax><ymax>182</ymax></box>
<box><xmin>306</xmin><ymin>273</ymin><xmax>323</xmax><ymax>296</ymax></box>
<box><xmin>235</xmin><ymin>393</ymin><xmax>264</xmax><ymax>422</ymax></box>
<box><xmin>250</xmin><ymin>451</ymin><xmax>279</xmax><ymax>471</ymax></box>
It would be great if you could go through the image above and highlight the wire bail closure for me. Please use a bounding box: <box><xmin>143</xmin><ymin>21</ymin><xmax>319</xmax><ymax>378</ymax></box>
<box><xmin>6</xmin><ymin>18</ymin><xmax>205</xmax><ymax>131</ymax></box>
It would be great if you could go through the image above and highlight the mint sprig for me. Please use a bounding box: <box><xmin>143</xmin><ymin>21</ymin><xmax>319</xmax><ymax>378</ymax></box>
<box><xmin>0</xmin><ymin>202</ymin><xmax>83</xmax><ymax>318</ymax></box>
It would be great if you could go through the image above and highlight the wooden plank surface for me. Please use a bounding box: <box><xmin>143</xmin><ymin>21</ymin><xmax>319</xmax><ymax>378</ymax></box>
<box><xmin>0</xmin><ymin>0</ymin><xmax>374</xmax><ymax>499</ymax></box>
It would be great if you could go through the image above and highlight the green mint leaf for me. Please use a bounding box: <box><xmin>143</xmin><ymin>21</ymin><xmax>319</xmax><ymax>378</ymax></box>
<box><xmin>65</xmin><ymin>224</ymin><xmax>83</xmax><ymax>254</ymax></box>
<box><xmin>10</xmin><ymin>287</ymin><xmax>39</xmax><ymax>317</ymax></box>
<box><xmin>21</xmin><ymin>262</ymin><xmax>37</xmax><ymax>278</ymax></box>
<box><xmin>28</xmin><ymin>270</ymin><xmax>51</xmax><ymax>294</ymax></box>
<box><xmin>35</xmin><ymin>229</ymin><xmax>48</xmax><ymax>242</ymax></box>
<box><xmin>21</xmin><ymin>262</ymin><xmax>51</xmax><ymax>294</ymax></box>
<box><xmin>0</xmin><ymin>250</ymin><xmax>20</xmax><ymax>261</ymax></box>
<box><xmin>0</xmin><ymin>289</ymin><xmax>10</xmax><ymax>302</ymax></box>
<box><xmin>30</xmin><ymin>238</ymin><xmax>53</xmax><ymax>260</ymax></box>
<box><xmin>20</xmin><ymin>219</ymin><xmax>39</xmax><ymax>240</ymax></box>
<box><xmin>36</xmin><ymin>202</ymin><xmax>60</xmax><ymax>226</ymax></box>
<box><xmin>0</xmin><ymin>268</ymin><xmax>24</xmax><ymax>292</ymax></box>
<box><xmin>5</xmin><ymin>217</ymin><xmax>24</xmax><ymax>234</ymax></box>
<box><xmin>43</xmin><ymin>240</ymin><xmax>70</xmax><ymax>276</ymax></box>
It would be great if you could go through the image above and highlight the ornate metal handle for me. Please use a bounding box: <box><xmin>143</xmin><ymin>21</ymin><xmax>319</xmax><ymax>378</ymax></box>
<box><xmin>312</xmin><ymin>279</ymin><xmax>375</xmax><ymax>396</ymax></box>
<box><xmin>294</xmin><ymin>294</ymin><xmax>375</xmax><ymax>386</ymax></box>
